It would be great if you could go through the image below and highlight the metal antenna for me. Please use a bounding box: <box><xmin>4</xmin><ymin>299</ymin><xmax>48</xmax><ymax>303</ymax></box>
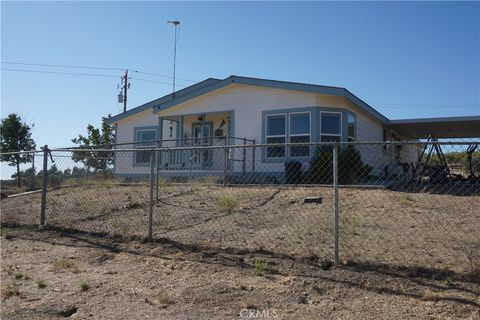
<box><xmin>167</xmin><ymin>20</ymin><xmax>180</xmax><ymax>95</ymax></box>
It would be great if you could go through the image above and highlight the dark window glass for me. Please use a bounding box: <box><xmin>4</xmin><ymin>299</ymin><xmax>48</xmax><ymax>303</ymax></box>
<box><xmin>266</xmin><ymin>137</ymin><xmax>285</xmax><ymax>158</ymax></box>
<box><xmin>320</xmin><ymin>135</ymin><xmax>341</xmax><ymax>143</ymax></box>
<box><xmin>135</xmin><ymin>129</ymin><xmax>156</xmax><ymax>163</ymax></box>
<box><xmin>290</xmin><ymin>113</ymin><xmax>310</xmax><ymax>135</ymax></box>
<box><xmin>267</xmin><ymin>115</ymin><xmax>286</xmax><ymax>136</ymax></box>
<box><xmin>321</xmin><ymin>113</ymin><xmax>341</xmax><ymax>135</ymax></box>
<box><xmin>290</xmin><ymin>135</ymin><xmax>310</xmax><ymax>157</ymax></box>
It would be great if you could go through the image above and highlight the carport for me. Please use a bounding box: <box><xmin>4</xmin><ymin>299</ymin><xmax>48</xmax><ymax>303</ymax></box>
<box><xmin>386</xmin><ymin>116</ymin><xmax>480</xmax><ymax>139</ymax></box>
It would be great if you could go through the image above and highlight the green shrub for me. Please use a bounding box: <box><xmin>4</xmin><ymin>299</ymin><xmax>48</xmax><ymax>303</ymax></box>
<box><xmin>80</xmin><ymin>281</ymin><xmax>90</xmax><ymax>291</ymax></box>
<box><xmin>306</xmin><ymin>146</ymin><xmax>372</xmax><ymax>184</ymax></box>
<box><xmin>254</xmin><ymin>259</ymin><xmax>269</xmax><ymax>275</ymax></box>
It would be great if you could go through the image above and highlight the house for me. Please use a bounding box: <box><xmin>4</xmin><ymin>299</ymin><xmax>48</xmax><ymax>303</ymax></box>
<box><xmin>106</xmin><ymin>75</ymin><xmax>480</xmax><ymax>181</ymax></box>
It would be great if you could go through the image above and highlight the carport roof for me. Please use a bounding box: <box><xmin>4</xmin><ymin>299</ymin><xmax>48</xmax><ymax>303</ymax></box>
<box><xmin>386</xmin><ymin>116</ymin><xmax>480</xmax><ymax>139</ymax></box>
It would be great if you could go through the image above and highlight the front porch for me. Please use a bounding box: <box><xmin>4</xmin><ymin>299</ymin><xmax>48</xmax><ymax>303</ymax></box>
<box><xmin>158</xmin><ymin>111</ymin><xmax>255</xmax><ymax>172</ymax></box>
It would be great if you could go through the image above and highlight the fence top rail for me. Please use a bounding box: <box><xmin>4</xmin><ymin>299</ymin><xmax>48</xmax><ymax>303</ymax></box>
<box><xmin>43</xmin><ymin>140</ymin><xmax>480</xmax><ymax>153</ymax></box>
<box><xmin>1</xmin><ymin>140</ymin><xmax>478</xmax><ymax>156</ymax></box>
<box><xmin>52</xmin><ymin>136</ymin><xmax>255</xmax><ymax>150</ymax></box>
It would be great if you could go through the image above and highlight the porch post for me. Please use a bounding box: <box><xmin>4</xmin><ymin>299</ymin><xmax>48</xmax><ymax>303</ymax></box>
<box><xmin>158</xmin><ymin>117</ymin><xmax>163</xmax><ymax>166</ymax></box>
<box><xmin>201</xmin><ymin>113</ymin><xmax>206</xmax><ymax>170</ymax></box>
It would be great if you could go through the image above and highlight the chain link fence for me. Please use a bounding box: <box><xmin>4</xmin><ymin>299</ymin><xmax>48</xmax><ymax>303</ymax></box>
<box><xmin>1</xmin><ymin>141</ymin><xmax>479</xmax><ymax>276</ymax></box>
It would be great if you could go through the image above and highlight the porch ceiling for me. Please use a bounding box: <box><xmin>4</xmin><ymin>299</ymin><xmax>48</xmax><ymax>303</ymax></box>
<box><xmin>386</xmin><ymin>116</ymin><xmax>480</xmax><ymax>139</ymax></box>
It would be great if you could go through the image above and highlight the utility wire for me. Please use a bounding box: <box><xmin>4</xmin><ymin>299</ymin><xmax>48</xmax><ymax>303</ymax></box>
<box><xmin>2</xmin><ymin>61</ymin><xmax>198</xmax><ymax>83</ymax></box>
<box><xmin>3</xmin><ymin>62</ymin><xmax>477</xmax><ymax>109</ymax></box>
<box><xmin>2</xmin><ymin>68</ymin><xmax>187</xmax><ymax>88</ymax></box>
<box><xmin>1</xmin><ymin>68</ymin><xmax>120</xmax><ymax>78</ymax></box>
<box><xmin>1</xmin><ymin>61</ymin><xmax>125</xmax><ymax>71</ymax></box>
<box><xmin>132</xmin><ymin>70</ymin><xmax>195</xmax><ymax>82</ymax></box>
<box><xmin>129</xmin><ymin>77</ymin><xmax>187</xmax><ymax>88</ymax></box>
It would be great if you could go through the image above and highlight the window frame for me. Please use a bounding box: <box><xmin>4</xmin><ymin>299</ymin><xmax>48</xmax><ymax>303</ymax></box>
<box><xmin>265</xmin><ymin>113</ymin><xmax>287</xmax><ymax>159</ymax></box>
<box><xmin>288</xmin><ymin>111</ymin><xmax>311</xmax><ymax>158</ymax></box>
<box><xmin>133</xmin><ymin>127</ymin><xmax>158</xmax><ymax>166</ymax></box>
<box><xmin>320</xmin><ymin>111</ymin><xmax>342</xmax><ymax>142</ymax></box>
<box><xmin>347</xmin><ymin>112</ymin><xmax>356</xmax><ymax>142</ymax></box>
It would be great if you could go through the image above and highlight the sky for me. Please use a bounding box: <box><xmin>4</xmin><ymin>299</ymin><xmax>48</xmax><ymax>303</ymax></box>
<box><xmin>1</xmin><ymin>1</ymin><xmax>479</xmax><ymax>150</ymax></box>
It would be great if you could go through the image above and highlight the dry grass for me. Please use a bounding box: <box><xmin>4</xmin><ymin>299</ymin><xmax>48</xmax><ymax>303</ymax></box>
<box><xmin>51</xmin><ymin>258</ymin><xmax>80</xmax><ymax>273</ymax></box>
<box><xmin>216</xmin><ymin>195</ymin><xmax>238</xmax><ymax>213</ymax></box>
<box><xmin>35</xmin><ymin>279</ymin><xmax>46</xmax><ymax>289</ymax></box>
<box><xmin>421</xmin><ymin>290</ymin><xmax>442</xmax><ymax>301</ymax></box>
<box><xmin>2</xmin><ymin>284</ymin><xmax>20</xmax><ymax>300</ymax></box>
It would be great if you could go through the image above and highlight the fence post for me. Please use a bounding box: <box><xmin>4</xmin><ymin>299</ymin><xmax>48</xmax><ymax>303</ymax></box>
<box><xmin>332</xmin><ymin>144</ymin><xmax>339</xmax><ymax>265</ymax></box>
<box><xmin>40</xmin><ymin>145</ymin><xmax>49</xmax><ymax>227</ymax></box>
<box><xmin>223</xmin><ymin>136</ymin><xmax>228</xmax><ymax>186</ymax></box>
<box><xmin>242</xmin><ymin>137</ymin><xmax>247</xmax><ymax>182</ymax></box>
<box><xmin>252</xmin><ymin>139</ymin><xmax>256</xmax><ymax>173</ymax></box>
<box><xmin>148</xmin><ymin>150</ymin><xmax>156</xmax><ymax>241</ymax></box>
<box><xmin>155</xmin><ymin>141</ymin><xmax>160</xmax><ymax>202</ymax></box>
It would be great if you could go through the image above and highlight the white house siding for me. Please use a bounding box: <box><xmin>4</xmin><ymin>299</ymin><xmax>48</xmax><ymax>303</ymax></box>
<box><xmin>314</xmin><ymin>95</ymin><xmax>387</xmax><ymax>176</ymax></box>
<box><xmin>355</xmin><ymin>112</ymin><xmax>387</xmax><ymax>176</ymax></box>
<box><xmin>114</xmin><ymin>83</ymin><xmax>403</xmax><ymax>178</ymax></box>
<box><xmin>115</xmin><ymin>110</ymin><xmax>159</xmax><ymax>175</ymax></box>
<box><xmin>158</xmin><ymin>84</ymin><xmax>317</xmax><ymax>174</ymax></box>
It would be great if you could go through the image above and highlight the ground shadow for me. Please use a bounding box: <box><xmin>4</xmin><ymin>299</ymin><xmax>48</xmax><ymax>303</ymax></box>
<box><xmin>3</xmin><ymin>223</ymin><xmax>479</xmax><ymax>309</ymax></box>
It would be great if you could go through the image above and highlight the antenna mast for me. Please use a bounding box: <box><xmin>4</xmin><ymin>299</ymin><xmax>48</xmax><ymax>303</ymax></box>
<box><xmin>167</xmin><ymin>20</ymin><xmax>180</xmax><ymax>95</ymax></box>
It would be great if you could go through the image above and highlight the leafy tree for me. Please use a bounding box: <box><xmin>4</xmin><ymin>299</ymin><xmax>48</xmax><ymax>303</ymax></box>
<box><xmin>0</xmin><ymin>113</ymin><xmax>36</xmax><ymax>187</ymax></box>
<box><xmin>71</xmin><ymin>116</ymin><xmax>115</xmax><ymax>174</ymax></box>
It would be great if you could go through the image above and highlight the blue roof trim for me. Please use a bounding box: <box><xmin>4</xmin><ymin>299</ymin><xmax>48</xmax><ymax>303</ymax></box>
<box><xmin>106</xmin><ymin>78</ymin><xmax>221</xmax><ymax>124</ymax></box>
<box><xmin>230</xmin><ymin>76</ymin><xmax>389</xmax><ymax>123</ymax></box>
<box><xmin>153</xmin><ymin>75</ymin><xmax>389</xmax><ymax>123</ymax></box>
<box><xmin>154</xmin><ymin>78</ymin><xmax>236</xmax><ymax>112</ymax></box>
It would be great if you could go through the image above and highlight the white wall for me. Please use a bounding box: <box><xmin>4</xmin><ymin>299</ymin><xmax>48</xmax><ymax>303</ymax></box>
<box><xmin>114</xmin><ymin>110</ymin><xmax>159</xmax><ymax>175</ymax></box>
<box><xmin>115</xmin><ymin>83</ymin><xmax>393</xmax><ymax>177</ymax></box>
<box><xmin>159</xmin><ymin>84</ymin><xmax>317</xmax><ymax>173</ymax></box>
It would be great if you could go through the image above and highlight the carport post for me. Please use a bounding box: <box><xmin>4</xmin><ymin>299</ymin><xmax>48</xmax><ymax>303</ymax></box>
<box><xmin>40</xmin><ymin>145</ymin><xmax>48</xmax><ymax>227</ymax></box>
<box><xmin>332</xmin><ymin>144</ymin><xmax>339</xmax><ymax>265</ymax></box>
<box><xmin>148</xmin><ymin>150</ymin><xmax>156</xmax><ymax>241</ymax></box>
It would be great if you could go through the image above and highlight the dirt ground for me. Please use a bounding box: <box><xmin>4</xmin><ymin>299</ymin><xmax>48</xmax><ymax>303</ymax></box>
<box><xmin>2</xmin><ymin>183</ymin><xmax>479</xmax><ymax>272</ymax></box>
<box><xmin>1</xmin><ymin>182</ymin><xmax>480</xmax><ymax>318</ymax></box>
<box><xmin>1</xmin><ymin>227</ymin><xmax>479</xmax><ymax>320</ymax></box>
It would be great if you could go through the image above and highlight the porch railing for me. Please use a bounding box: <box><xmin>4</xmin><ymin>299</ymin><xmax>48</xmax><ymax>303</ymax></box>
<box><xmin>156</xmin><ymin>136</ymin><xmax>255</xmax><ymax>171</ymax></box>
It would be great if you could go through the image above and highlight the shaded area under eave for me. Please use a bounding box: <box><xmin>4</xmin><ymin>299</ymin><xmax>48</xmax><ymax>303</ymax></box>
<box><xmin>385</xmin><ymin>116</ymin><xmax>480</xmax><ymax>139</ymax></box>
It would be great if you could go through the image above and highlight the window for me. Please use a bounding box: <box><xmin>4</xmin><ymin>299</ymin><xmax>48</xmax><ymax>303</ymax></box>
<box><xmin>289</xmin><ymin>112</ymin><xmax>311</xmax><ymax>157</ymax></box>
<box><xmin>135</xmin><ymin>129</ymin><xmax>156</xmax><ymax>164</ymax></box>
<box><xmin>266</xmin><ymin>114</ymin><xmax>286</xmax><ymax>158</ymax></box>
<box><xmin>347</xmin><ymin>113</ymin><xmax>356</xmax><ymax>142</ymax></box>
<box><xmin>320</xmin><ymin>112</ymin><xmax>341</xmax><ymax>142</ymax></box>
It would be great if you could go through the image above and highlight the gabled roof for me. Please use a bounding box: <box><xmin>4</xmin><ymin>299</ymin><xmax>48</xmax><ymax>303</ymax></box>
<box><xmin>107</xmin><ymin>75</ymin><xmax>389</xmax><ymax>124</ymax></box>
<box><xmin>106</xmin><ymin>78</ymin><xmax>221</xmax><ymax>124</ymax></box>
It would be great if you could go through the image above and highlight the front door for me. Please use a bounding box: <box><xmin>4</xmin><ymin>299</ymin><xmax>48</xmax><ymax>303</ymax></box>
<box><xmin>192</xmin><ymin>123</ymin><xmax>213</xmax><ymax>168</ymax></box>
